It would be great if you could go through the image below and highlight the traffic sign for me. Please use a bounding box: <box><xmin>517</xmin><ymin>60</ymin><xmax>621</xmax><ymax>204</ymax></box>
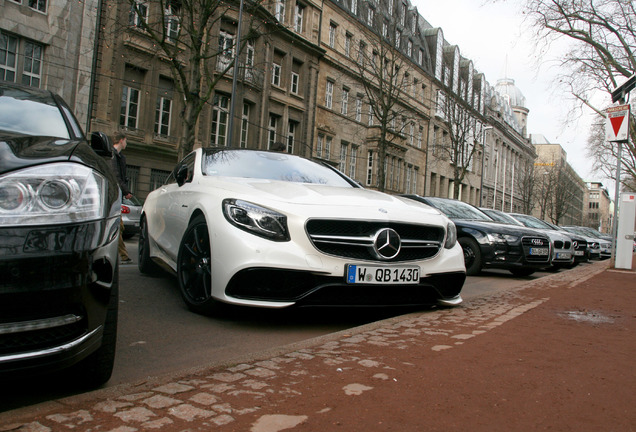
<box><xmin>605</xmin><ymin>104</ymin><xmax>630</xmax><ymax>142</ymax></box>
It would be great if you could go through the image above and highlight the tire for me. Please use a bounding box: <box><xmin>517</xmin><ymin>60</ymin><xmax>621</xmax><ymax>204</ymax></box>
<box><xmin>458</xmin><ymin>237</ymin><xmax>482</xmax><ymax>276</ymax></box>
<box><xmin>177</xmin><ymin>215</ymin><xmax>218</xmax><ymax>315</ymax></box>
<box><xmin>138</xmin><ymin>216</ymin><xmax>162</xmax><ymax>275</ymax></box>
<box><xmin>510</xmin><ymin>267</ymin><xmax>535</xmax><ymax>277</ymax></box>
<box><xmin>68</xmin><ymin>264</ymin><xmax>118</xmax><ymax>388</ymax></box>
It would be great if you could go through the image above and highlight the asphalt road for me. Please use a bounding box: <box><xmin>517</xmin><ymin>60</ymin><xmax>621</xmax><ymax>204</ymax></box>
<box><xmin>0</xmin><ymin>238</ymin><xmax>557</xmax><ymax>413</ymax></box>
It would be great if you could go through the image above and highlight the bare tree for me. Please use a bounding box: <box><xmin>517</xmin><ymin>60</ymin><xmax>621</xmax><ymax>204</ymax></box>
<box><xmin>353</xmin><ymin>22</ymin><xmax>415</xmax><ymax>192</ymax></box>
<box><xmin>432</xmin><ymin>88</ymin><xmax>484</xmax><ymax>199</ymax></box>
<box><xmin>121</xmin><ymin>0</ymin><xmax>266</xmax><ymax>160</ymax></box>
<box><xmin>550</xmin><ymin>161</ymin><xmax>578</xmax><ymax>224</ymax></box>
<box><xmin>517</xmin><ymin>158</ymin><xmax>538</xmax><ymax>214</ymax></box>
<box><xmin>519</xmin><ymin>0</ymin><xmax>636</xmax><ymax>188</ymax></box>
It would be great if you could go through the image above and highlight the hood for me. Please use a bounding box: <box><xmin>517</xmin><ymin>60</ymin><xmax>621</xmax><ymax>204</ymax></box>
<box><xmin>203</xmin><ymin>177</ymin><xmax>446</xmax><ymax>222</ymax></box>
<box><xmin>0</xmin><ymin>134</ymin><xmax>80</xmax><ymax>174</ymax></box>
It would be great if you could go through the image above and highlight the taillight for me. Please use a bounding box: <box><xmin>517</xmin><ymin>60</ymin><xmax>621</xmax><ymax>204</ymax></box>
<box><xmin>121</xmin><ymin>205</ymin><xmax>130</xmax><ymax>214</ymax></box>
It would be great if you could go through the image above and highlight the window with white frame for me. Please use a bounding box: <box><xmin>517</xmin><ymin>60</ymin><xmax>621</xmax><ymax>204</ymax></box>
<box><xmin>409</xmin><ymin>122</ymin><xmax>415</xmax><ymax>146</ymax></box>
<box><xmin>368</xmin><ymin>104</ymin><xmax>374</xmax><ymax>126</ymax></box>
<box><xmin>211</xmin><ymin>94</ymin><xmax>230</xmax><ymax>146</ymax></box>
<box><xmin>366</xmin><ymin>150</ymin><xmax>374</xmax><ymax>186</ymax></box>
<box><xmin>417</xmin><ymin>126</ymin><xmax>423</xmax><ymax>148</ymax></box>
<box><xmin>287</xmin><ymin>121</ymin><xmax>297</xmax><ymax>153</ymax></box>
<box><xmin>165</xmin><ymin>1</ymin><xmax>180</xmax><ymax>42</ymax></box>
<box><xmin>388</xmin><ymin>0</ymin><xmax>394</xmax><ymax>13</ymax></box>
<box><xmin>329</xmin><ymin>23</ymin><xmax>337</xmax><ymax>48</ymax></box>
<box><xmin>357</xmin><ymin>41</ymin><xmax>366</xmax><ymax>64</ymax></box>
<box><xmin>155</xmin><ymin>92</ymin><xmax>172</xmax><ymax>136</ymax></box>
<box><xmin>355</xmin><ymin>96</ymin><xmax>362</xmax><ymax>122</ymax></box>
<box><xmin>272</xmin><ymin>62</ymin><xmax>281</xmax><ymax>86</ymax></box>
<box><xmin>382</xmin><ymin>22</ymin><xmax>388</xmax><ymax>38</ymax></box>
<box><xmin>21</xmin><ymin>41</ymin><xmax>42</xmax><ymax>87</ymax></box>
<box><xmin>345</xmin><ymin>33</ymin><xmax>352</xmax><ymax>57</ymax></box>
<box><xmin>395</xmin><ymin>30</ymin><xmax>401</xmax><ymax>49</ymax></box>
<box><xmin>295</xmin><ymin>2</ymin><xmax>304</xmax><ymax>33</ymax></box>
<box><xmin>218</xmin><ymin>31</ymin><xmax>234</xmax><ymax>71</ymax></box>
<box><xmin>350</xmin><ymin>0</ymin><xmax>357</xmax><ymax>13</ymax></box>
<box><xmin>240</xmin><ymin>103</ymin><xmax>250</xmax><ymax>148</ymax></box>
<box><xmin>341</xmin><ymin>87</ymin><xmax>349</xmax><ymax>115</ymax></box>
<box><xmin>339</xmin><ymin>142</ymin><xmax>348</xmax><ymax>172</ymax></box>
<box><xmin>29</xmin><ymin>0</ymin><xmax>46</xmax><ymax>13</ymax></box>
<box><xmin>316</xmin><ymin>134</ymin><xmax>323</xmax><ymax>158</ymax></box>
<box><xmin>129</xmin><ymin>0</ymin><xmax>148</xmax><ymax>28</ymax></box>
<box><xmin>405</xmin><ymin>165</ymin><xmax>412</xmax><ymax>194</ymax></box>
<box><xmin>412</xmin><ymin>167</ymin><xmax>418</xmax><ymax>193</ymax></box>
<box><xmin>291</xmin><ymin>71</ymin><xmax>299</xmax><ymax>94</ymax></box>
<box><xmin>245</xmin><ymin>40</ymin><xmax>255</xmax><ymax>80</ymax></box>
<box><xmin>367</xmin><ymin>7</ymin><xmax>374</xmax><ymax>26</ymax></box>
<box><xmin>325</xmin><ymin>80</ymin><xmax>333</xmax><ymax>109</ymax></box>
<box><xmin>275</xmin><ymin>0</ymin><xmax>285</xmax><ymax>22</ymax></box>
<box><xmin>400</xmin><ymin>2</ymin><xmax>406</xmax><ymax>26</ymax></box>
<box><xmin>419</xmin><ymin>49</ymin><xmax>423</xmax><ymax>65</ymax></box>
<box><xmin>120</xmin><ymin>86</ymin><xmax>140</xmax><ymax>129</ymax></box>
<box><xmin>324</xmin><ymin>135</ymin><xmax>332</xmax><ymax>159</ymax></box>
<box><xmin>0</xmin><ymin>33</ymin><xmax>18</xmax><ymax>82</ymax></box>
<box><xmin>268</xmin><ymin>115</ymin><xmax>278</xmax><ymax>148</ymax></box>
<box><xmin>349</xmin><ymin>146</ymin><xmax>358</xmax><ymax>179</ymax></box>
<box><xmin>407</xmin><ymin>40</ymin><xmax>412</xmax><ymax>57</ymax></box>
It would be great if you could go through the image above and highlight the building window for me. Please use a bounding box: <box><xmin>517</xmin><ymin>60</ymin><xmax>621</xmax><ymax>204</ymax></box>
<box><xmin>367</xmin><ymin>7</ymin><xmax>374</xmax><ymax>26</ymax></box>
<box><xmin>400</xmin><ymin>2</ymin><xmax>406</xmax><ymax>26</ymax></box>
<box><xmin>382</xmin><ymin>22</ymin><xmax>388</xmax><ymax>38</ymax></box>
<box><xmin>316</xmin><ymin>134</ymin><xmax>323</xmax><ymax>158</ymax></box>
<box><xmin>417</xmin><ymin>126</ymin><xmax>423</xmax><ymax>149</ymax></box>
<box><xmin>366</xmin><ymin>150</ymin><xmax>374</xmax><ymax>186</ymax></box>
<box><xmin>211</xmin><ymin>94</ymin><xmax>230</xmax><ymax>146</ymax></box>
<box><xmin>419</xmin><ymin>49</ymin><xmax>423</xmax><ymax>65</ymax></box>
<box><xmin>155</xmin><ymin>95</ymin><xmax>172</xmax><ymax>136</ymax></box>
<box><xmin>368</xmin><ymin>104</ymin><xmax>374</xmax><ymax>126</ymax></box>
<box><xmin>317</xmin><ymin>134</ymin><xmax>332</xmax><ymax>159</ymax></box>
<box><xmin>409</xmin><ymin>122</ymin><xmax>415</xmax><ymax>146</ymax></box>
<box><xmin>291</xmin><ymin>71</ymin><xmax>299</xmax><ymax>94</ymax></box>
<box><xmin>29</xmin><ymin>0</ymin><xmax>47</xmax><ymax>13</ymax></box>
<box><xmin>0</xmin><ymin>33</ymin><xmax>17</xmax><ymax>82</ymax></box>
<box><xmin>240</xmin><ymin>103</ymin><xmax>250</xmax><ymax>148</ymax></box>
<box><xmin>358</xmin><ymin>41</ymin><xmax>366</xmax><ymax>64</ymax></box>
<box><xmin>150</xmin><ymin>168</ymin><xmax>171</xmax><ymax>189</ymax></box>
<box><xmin>295</xmin><ymin>3</ymin><xmax>304</xmax><ymax>33</ymax></box>
<box><xmin>268</xmin><ymin>115</ymin><xmax>278</xmax><ymax>148</ymax></box>
<box><xmin>120</xmin><ymin>86</ymin><xmax>140</xmax><ymax>129</ymax></box>
<box><xmin>350</xmin><ymin>0</ymin><xmax>357</xmax><ymax>14</ymax></box>
<box><xmin>126</xmin><ymin>165</ymin><xmax>140</xmax><ymax>195</ymax></box>
<box><xmin>339</xmin><ymin>142</ymin><xmax>348</xmax><ymax>172</ymax></box>
<box><xmin>129</xmin><ymin>0</ymin><xmax>148</xmax><ymax>28</ymax></box>
<box><xmin>355</xmin><ymin>96</ymin><xmax>362</xmax><ymax>122</ymax></box>
<box><xmin>272</xmin><ymin>62</ymin><xmax>281</xmax><ymax>86</ymax></box>
<box><xmin>22</xmin><ymin>41</ymin><xmax>42</xmax><ymax>87</ymax></box>
<box><xmin>329</xmin><ymin>23</ymin><xmax>337</xmax><ymax>48</ymax></box>
<box><xmin>341</xmin><ymin>87</ymin><xmax>349</xmax><ymax>115</ymax></box>
<box><xmin>165</xmin><ymin>2</ymin><xmax>180</xmax><ymax>42</ymax></box>
<box><xmin>275</xmin><ymin>0</ymin><xmax>285</xmax><ymax>22</ymax></box>
<box><xmin>345</xmin><ymin>33</ymin><xmax>352</xmax><ymax>57</ymax></box>
<box><xmin>325</xmin><ymin>80</ymin><xmax>333</xmax><ymax>109</ymax></box>
<box><xmin>287</xmin><ymin>121</ymin><xmax>297</xmax><ymax>153</ymax></box>
<box><xmin>349</xmin><ymin>146</ymin><xmax>358</xmax><ymax>179</ymax></box>
<box><xmin>325</xmin><ymin>135</ymin><xmax>332</xmax><ymax>159</ymax></box>
<box><xmin>407</xmin><ymin>40</ymin><xmax>412</xmax><ymax>57</ymax></box>
<box><xmin>217</xmin><ymin>31</ymin><xmax>234</xmax><ymax>71</ymax></box>
<box><xmin>395</xmin><ymin>30</ymin><xmax>401</xmax><ymax>49</ymax></box>
<box><xmin>245</xmin><ymin>40</ymin><xmax>255</xmax><ymax>81</ymax></box>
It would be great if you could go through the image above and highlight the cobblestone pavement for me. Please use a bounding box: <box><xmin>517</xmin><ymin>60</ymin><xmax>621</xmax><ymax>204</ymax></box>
<box><xmin>1</xmin><ymin>258</ymin><xmax>634</xmax><ymax>431</ymax></box>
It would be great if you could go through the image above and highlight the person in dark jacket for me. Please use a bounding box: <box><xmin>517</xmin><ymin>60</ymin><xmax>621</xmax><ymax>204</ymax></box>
<box><xmin>111</xmin><ymin>132</ymin><xmax>133</xmax><ymax>264</ymax></box>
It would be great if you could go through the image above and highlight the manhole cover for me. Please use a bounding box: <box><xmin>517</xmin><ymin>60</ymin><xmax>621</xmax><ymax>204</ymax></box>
<box><xmin>559</xmin><ymin>310</ymin><xmax>615</xmax><ymax>324</ymax></box>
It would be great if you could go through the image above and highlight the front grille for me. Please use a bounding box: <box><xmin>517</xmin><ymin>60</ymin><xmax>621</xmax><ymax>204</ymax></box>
<box><xmin>0</xmin><ymin>316</ymin><xmax>87</xmax><ymax>356</ymax></box>
<box><xmin>553</xmin><ymin>240</ymin><xmax>572</xmax><ymax>249</ymax></box>
<box><xmin>521</xmin><ymin>236</ymin><xmax>551</xmax><ymax>263</ymax></box>
<box><xmin>306</xmin><ymin>220</ymin><xmax>445</xmax><ymax>262</ymax></box>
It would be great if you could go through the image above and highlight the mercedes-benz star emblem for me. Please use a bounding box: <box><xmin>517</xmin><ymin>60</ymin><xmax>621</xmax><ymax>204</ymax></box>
<box><xmin>373</xmin><ymin>228</ymin><xmax>401</xmax><ymax>260</ymax></box>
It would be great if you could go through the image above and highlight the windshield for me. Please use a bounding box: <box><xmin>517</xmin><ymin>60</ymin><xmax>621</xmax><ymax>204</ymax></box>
<box><xmin>0</xmin><ymin>88</ymin><xmax>71</xmax><ymax>138</ymax></box>
<box><xmin>201</xmin><ymin>149</ymin><xmax>355</xmax><ymax>187</ymax></box>
<box><xmin>512</xmin><ymin>214</ymin><xmax>553</xmax><ymax>230</ymax></box>
<box><xmin>424</xmin><ymin>197</ymin><xmax>491</xmax><ymax>221</ymax></box>
<box><xmin>482</xmin><ymin>209</ymin><xmax>523</xmax><ymax>225</ymax></box>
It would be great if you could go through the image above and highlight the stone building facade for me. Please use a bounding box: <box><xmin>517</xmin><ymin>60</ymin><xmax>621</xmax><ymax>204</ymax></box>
<box><xmin>585</xmin><ymin>181</ymin><xmax>612</xmax><ymax>233</ymax></box>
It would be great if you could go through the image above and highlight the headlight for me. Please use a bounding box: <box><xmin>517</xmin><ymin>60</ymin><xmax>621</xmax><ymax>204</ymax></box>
<box><xmin>0</xmin><ymin>163</ymin><xmax>107</xmax><ymax>226</ymax></box>
<box><xmin>487</xmin><ymin>233</ymin><xmax>519</xmax><ymax>244</ymax></box>
<box><xmin>223</xmin><ymin>199</ymin><xmax>290</xmax><ymax>241</ymax></box>
<box><xmin>444</xmin><ymin>221</ymin><xmax>457</xmax><ymax>249</ymax></box>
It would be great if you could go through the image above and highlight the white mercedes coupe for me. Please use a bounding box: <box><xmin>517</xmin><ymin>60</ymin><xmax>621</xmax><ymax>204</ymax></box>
<box><xmin>139</xmin><ymin>148</ymin><xmax>466</xmax><ymax>314</ymax></box>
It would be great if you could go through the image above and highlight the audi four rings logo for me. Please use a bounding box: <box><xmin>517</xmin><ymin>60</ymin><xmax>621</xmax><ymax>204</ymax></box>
<box><xmin>373</xmin><ymin>228</ymin><xmax>401</xmax><ymax>259</ymax></box>
<box><xmin>531</xmin><ymin>238</ymin><xmax>543</xmax><ymax>246</ymax></box>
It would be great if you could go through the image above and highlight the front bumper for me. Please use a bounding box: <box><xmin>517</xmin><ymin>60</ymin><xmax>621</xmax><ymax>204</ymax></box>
<box><xmin>0</xmin><ymin>217</ymin><xmax>119</xmax><ymax>376</ymax></box>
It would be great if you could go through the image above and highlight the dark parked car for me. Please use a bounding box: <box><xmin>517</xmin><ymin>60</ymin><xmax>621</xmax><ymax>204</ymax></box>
<box><xmin>122</xmin><ymin>195</ymin><xmax>143</xmax><ymax>239</ymax></box>
<box><xmin>0</xmin><ymin>83</ymin><xmax>120</xmax><ymax>387</ymax></box>
<box><xmin>402</xmin><ymin>196</ymin><xmax>551</xmax><ymax>276</ymax></box>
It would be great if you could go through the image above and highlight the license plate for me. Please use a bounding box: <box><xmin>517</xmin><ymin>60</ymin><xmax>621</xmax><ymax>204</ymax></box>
<box><xmin>574</xmin><ymin>251</ymin><xmax>584</xmax><ymax>256</ymax></box>
<box><xmin>346</xmin><ymin>264</ymin><xmax>420</xmax><ymax>284</ymax></box>
<box><xmin>529</xmin><ymin>247</ymin><xmax>549</xmax><ymax>256</ymax></box>
<box><xmin>556</xmin><ymin>252</ymin><xmax>572</xmax><ymax>259</ymax></box>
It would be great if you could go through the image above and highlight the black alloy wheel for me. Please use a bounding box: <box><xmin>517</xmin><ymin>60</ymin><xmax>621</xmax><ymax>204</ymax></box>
<box><xmin>458</xmin><ymin>237</ymin><xmax>482</xmax><ymax>276</ymax></box>
<box><xmin>177</xmin><ymin>215</ymin><xmax>217</xmax><ymax>315</ymax></box>
<box><xmin>138</xmin><ymin>216</ymin><xmax>161</xmax><ymax>275</ymax></box>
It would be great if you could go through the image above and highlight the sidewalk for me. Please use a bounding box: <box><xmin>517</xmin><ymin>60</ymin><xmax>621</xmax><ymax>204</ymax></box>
<box><xmin>1</xmin><ymin>256</ymin><xmax>635</xmax><ymax>432</ymax></box>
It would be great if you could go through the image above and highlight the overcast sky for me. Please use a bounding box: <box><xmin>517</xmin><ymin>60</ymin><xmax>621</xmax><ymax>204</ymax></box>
<box><xmin>412</xmin><ymin>0</ymin><xmax>603</xmax><ymax>182</ymax></box>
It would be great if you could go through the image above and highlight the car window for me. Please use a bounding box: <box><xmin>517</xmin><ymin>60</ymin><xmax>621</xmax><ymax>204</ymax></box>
<box><xmin>201</xmin><ymin>149</ymin><xmax>354</xmax><ymax>187</ymax></box>
<box><xmin>425</xmin><ymin>198</ymin><xmax>491</xmax><ymax>221</ymax></box>
<box><xmin>513</xmin><ymin>214</ymin><xmax>552</xmax><ymax>229</ymax></box>
<box><xmin>0</xmin><ymin>90</ymin><xmax>71</xmax><ymax>138</ymax></box>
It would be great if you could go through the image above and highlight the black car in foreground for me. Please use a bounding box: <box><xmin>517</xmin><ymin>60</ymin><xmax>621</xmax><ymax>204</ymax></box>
<box><xmin>0</xmin><ymin>83</ymin><xmax>120</xmax><ymax>387</ymax></box>
<box><xmin>402</xmin><ymin>195</ymin><xmax>551</xmax><ymax>276</ymax></box>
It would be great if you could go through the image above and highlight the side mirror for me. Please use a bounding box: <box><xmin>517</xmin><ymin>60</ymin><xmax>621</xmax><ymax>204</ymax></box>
<box><xmin>175</xmin><ymin>164</ymin><xmax>189</xmax><ymax>186</ymax></box>
<box><xmin>90</xmin><ymin>131</ymin><xmax>113</xmax><ymax>157</ymax></box>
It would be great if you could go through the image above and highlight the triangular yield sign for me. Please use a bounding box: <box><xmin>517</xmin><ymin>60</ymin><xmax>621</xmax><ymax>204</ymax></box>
<box><xmin>610</xmin><ymin>115</ymin><xmax>625</xmax><ymax>136</ymax></box>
